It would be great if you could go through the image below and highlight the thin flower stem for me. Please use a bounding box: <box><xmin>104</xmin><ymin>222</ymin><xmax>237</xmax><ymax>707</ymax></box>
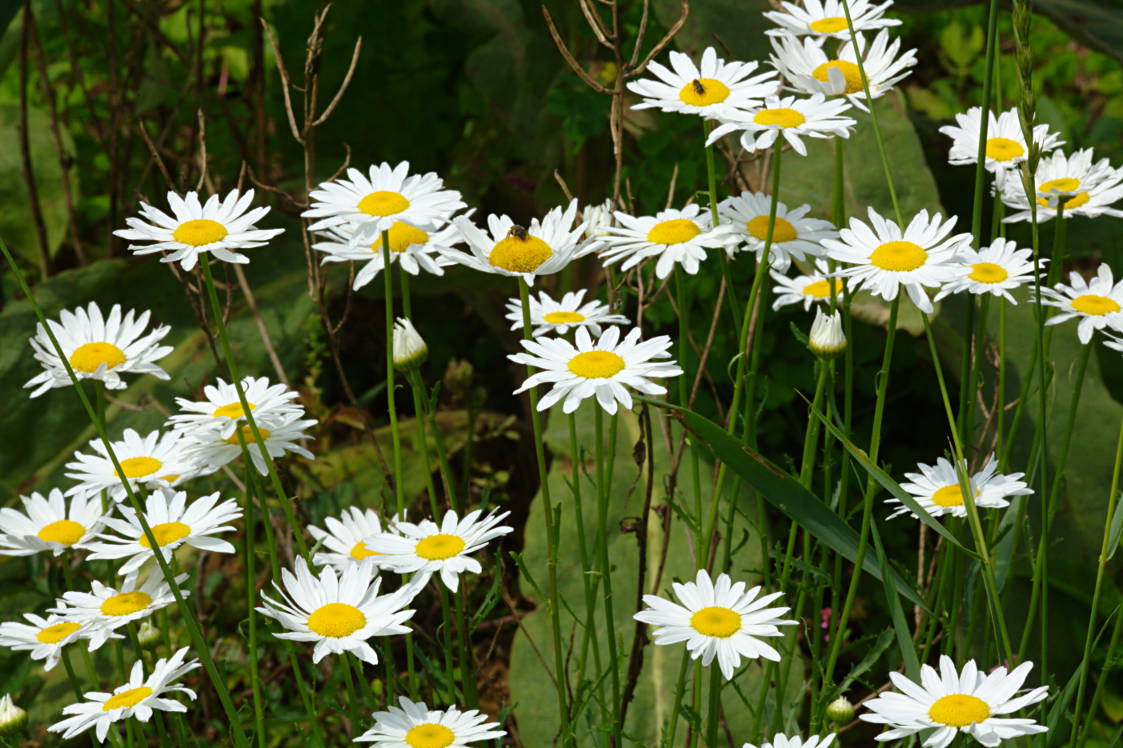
<box><xmin>704</xmin><ymin>662</ymin><xmax>722</xmax><ymax>747</ymax></box>
<box><xmin>663</xmin><ymin>652</ymin><xmax>691</xmax><ymax>747</ymax></box>
<box><xmin>383</xmin><ymin>232</ymin><xmax>405</xmax><ymax>515</ymax></box>
<box><xmin>241</xmin><ymin>459</ymin><xmax>267</xmax><ymax>748</ymax></box>
<box><xmin>61</xmin><ymin>648</ymin><xmax>85</xmax><ymax>700</ymax></box>
<box><xmin>997</xmin><ymin>300</ymin><xmax>1007</xmax><ymax>456</ymax></box>
<box><xmin>340</xmin><ymin>647</ymin><xmax>360</xmax><ymax>737</ymax></box>
<box><xmin>594</xmin><ymin>404</ymin><xmax>623</xmax><ymax>746</ymax></box>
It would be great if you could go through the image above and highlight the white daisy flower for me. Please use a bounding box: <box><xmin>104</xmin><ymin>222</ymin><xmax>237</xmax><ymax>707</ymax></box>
<box><xmin>719</xmin><ymin>191</ymin><xmax>837</xmax><ymax>271</ymax></box>
<box><xmin>0</xmin><ymin>607</ymin><xmax>109</xmax><ymax>671</ymax></box>
<box><xmin>708</xmin><ymin>94</ymin><xmax>856</xmax><ymax>156</ymax></box>
<box><xmin>1001</xmin><ymin>148</ymin><xmax>1123</xmax><ymax>223</ymax></box>
<box><xmin>933</xmin><ymin>238</ymin><xmax>1042</xmax><ymax>305</ymax></box>
<box><xmin>769</xmin><ymin>31</ymin><xmax>917</xmax><ymax>111</ymax></box>
<box><xmin>763</xmin><ymin>0</ymin><xmax>900</xmax><ymax>40</ymax></box>
<box><xmin>939</xmin><ymin>107</ymin><xmax>1064</xmax><ymax>178</ymax></box>
<box><xmin>64</xmin><ymin>429</ymin><xmax>199</xmax><ymax>503</ymax></box>
<box><xmin>1035</xmin><ymin>264</ymin><xmax>1123</xmax><ymax>344</ymax></box>
<box><xmin>0</xmin><ymin>489</ymin><xmax>106</xmax><ymax>557</ymax></box>
<box><xmin>53</xmin><ymin>572</ymin><xmax>187</xmax><ymax>648</ymax></box>
<box><xmin>634</xmin><ymin>569</ymin><xmax>796</xmax><ymax>680</ymax></box>
<box><xmin>181</xmin><ymin>409</ymin><xmax>316</xmax><ymax>475</ymax></box>
<box><xmin>308</xmin><ymin>507</ymin><xmax>395</xmax><ymax>575</ymax></box>
<box><xmin>445</xmin><ymin>199</ymin><xmax>592</xmax><ymax>284</ymax></box>
<box><xmin>24</xmin><ymin>302</ymin><xmax>173</xmax><ymax>398</ymax></box>
<box><xmin>368</xmin><ymin>508</ymin><xmax>512</xmax><ymax>592</ymax></box>
<box><xmin>626</xmin><ymin>46</ymin><xmax>779</xmax><ymax>121</ymax></box>
<box><xmin>504</xmin><ymin>289</ymin><xmax>630</xmax><ymax>337</ymax></box>
<box><xmin>312</xmin><ymin>220</ymin><xmax>463</xmax><ymax>291</ymax></box>
<box><xmin>303</xmin><ymin>162</ymin><xmax>466</xmax><ymax>243</ymax></box>
<box><xmin>594</xmin><ymin>204</ymin><xmax>735</xmax><ymax>279</ymax></box>
<box><xmin>887</xmin><ymin>454</ymin><xmax>1032</xmax><ymax>520</ymax></box>
<box><xmin>861</xmin><ymin>655</ymin><xmax>1049</xmax><ymax>747</ymax></box>
<box><xmin>771</xmin><ymin>259</ymin><xmax>846</xmax><ymax>310</ymax></box>
<box><xmin>48</xmin><ymin>647</ymin><xmax>199</xmax><ymax>743</ymax></box>
<box><xmin>167</xmin><ymin>375</ymin><xmax>305</xmax><ymax>442</ymax></box>
<box><xmin>257</xmin><ymin>556</ymin><xmax>416</xmax><ymax>665</ymax></box>
<box><xmin>355</xmin><ymin>696</ymin><xmax>506</xmax><ymax>746</ymax></box>
<box><xmin>509</xmin><ymin>326</ymin><xmax>682</xmax><ymax>415</ymax></box>
<box><xmin>114</xmin><ymin>189</ymin><xmax>282</xmax><ymax>271</ymax></box>
<box><xmin>822</xmin><ymin>207</ymin><xmax>971</xmax><ymax>313</ymax></box>
<box><xmin>744</xmin><ymin>734</ymin><xmax>836</xmax><ymax>748</ymax></box>
<box><xmin>84</xmin><ymin>488</ymin><xmax>241</xmax><ymax>577</ymax></box>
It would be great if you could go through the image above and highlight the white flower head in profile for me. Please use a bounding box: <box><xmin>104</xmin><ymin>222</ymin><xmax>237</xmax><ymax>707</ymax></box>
<box><xmin>0</xmin><ymin>489</ymin><xmax>106</xmax><ymax>557</ymax></box>
<box><xmin>887</xmin><ymin>454</ymin><xmax>1032</xmax><ymax>521</ymax></box>
<box><xmin>626</xmin><ymin>46</ymin><xmax>778</xmax><ymax>121</ymax></box>
<box><xmin>1001</xmin><ymin>148</ymin><xmax>1123</xmax><ymax>223</ymax></box>
<box><xmin>934</xmin><ymin>238</ymin><xmax>1042</xmax><ymax>305</ymax></box>
<box><xmin>771</xmin><ymin>259</ymin><xmax>845</xmax><ymax>311</ymax></box>
<box><xmin>708</xmin><ymin>94</ymin><xmax>856</xmax><ymax>156</ymax></box>
<box><xmin>311</xmin><ymin>219</ymin><xmax>463</xmax><ymax>291</ymax></box>
<box><xmin>308</xmin><ymin>507</ymin><xmax>397</xmax><ymax>575</ymax></box>
<box><xmin>52</xmin><ymin>571</ymin><xmax>188</xmax><ymax>649</ymax></box>
<box><xmin>719</xmin><ymin>190</ymin><xmax>837</xmax><ymax>271</ymax></box>
<box><xmin>939</xmin><ymin>107</ymin><xmax>1064</xmax><ymax>178</ymax></box>
<box><xmin>764</xmin><ymin>0</ymin><xmax>900</xmax><ymax>40</ymax></box>
<box><xmin>64</xmin><ymin>429</ymin><xmax>199</xmax><ymax>504</ymax></box>
<box><xmin>167</xmin><ymin>375</ymin><xmax>304</xmax><ymax>442</ymax></box>
<box><xmin>1035</xmin><ymin>264</ymin><xmax>1123</xmax><ymax>344</ymax></box>
<box><xmin>0</xmin><ymin>607</ymin><xmax>110</xmax><ymax>671</ymax></box>
<box><xmin>504</xmin><ymin>289</ymin><xmax>629</xmax><ymax>338</ymax></box>
<box><xmin>594</xmin><ymin>203</ymin><xmax>736</xmax><ymax>279</ymax></box>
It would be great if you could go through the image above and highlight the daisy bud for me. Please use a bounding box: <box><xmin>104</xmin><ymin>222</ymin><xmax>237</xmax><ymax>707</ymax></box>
<box><xmin>826</xmin><ymin>695</ymin><xmax>854</xmax><ymax>724</ymax></box>
<box><xmin>808</xmin><ymin>309</ymin><xmax>846</xmax><ymax>359</ymax></box>
<box><xmin>0</xmin><ymin>694</ymin><xmax>28</xmax><ymax>735</ymax></box>
<box><xmin>392</xmin><ymin>318</ymin><xmax>427</xmax><ymax>372</ymax></box>
<box><xmin>137</xmin><ymin>620</ymin><xmax>161</xmax><ymax>649</ymax></box>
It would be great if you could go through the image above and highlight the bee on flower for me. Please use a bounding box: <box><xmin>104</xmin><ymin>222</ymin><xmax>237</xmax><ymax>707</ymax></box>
<box><xmin>626</xmin><ymin>46</ymin><xmax>779</xmax><ymax>121</ymax></box>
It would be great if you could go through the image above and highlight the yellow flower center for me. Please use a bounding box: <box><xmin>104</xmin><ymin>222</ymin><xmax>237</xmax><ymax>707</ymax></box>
<box><xmin>370</xmin><ymin>221</ymin><xmax>429</xmax><ymax>253</ymax></box>
<box><xmin>172</xmin><ymin>219</ymin><xmax>228</xmax><ymax>247</ymax></box>
<box><xmin>1038</xmin><ymin>177</ymin><xmax>1081</xmax><ymax>195</ymax></box>
<box><xmin>488</xmin><ymin>235</ymin><xmax>554</xmax><ymax>273</ymax></box>
<box><xmin>689</xmin><ymin>606</ymin><xmax>741</xmax><ymax>638</ymax></box>
<box><xmin>306</xmin><ymin>602</ymin><xmax>366</xmax><ymax>638</ymax></box>
<box><xmin>102</xmin><ymin>686</ymin><xmax>154</xmax><ymax>712</ymax></box>
<box><xmin>36</xmin><ymin>621</ymin><xmax>81</xmax><ymax>644</ymax></box>
<box><xmin>678</xmin><ymin>78</ymin><xmax>731</xmax><ymax>107</ymax></box>
<box><xmin>646</xmin><ymin>218</ymin><xmax>702</xmax><ymax>245</ymax></box>
<box><xmin>37</xmin><ymin>519</ymin><xmax>86</xmax><ymax>546</ymax></box>
<box><xmin>812</xmin><ymin>60</ymin><xmax>863</xmax><ymax>94</ymax></box>
<box><xmin>802</xmin><ymin>279</ymin><xmax>842</xmax><ymax>299</ymax></box>
<box><xmin>404</xmin><ymin>723</ymin><xmax>456</xmax><ymax>748</ymax></box>
<box><xmin>138</xmin><ymin>521</ymin><xmax>191</xmax><ymax>549</ymax></box>
<box><xmin>69</xmin><ymin>342</ymin><xmax>127</xmax><ymax>374</ymax></box>
<box><xmin>213</xmin><ymin>401</ymin><xmax>255</xmax><ymax>419</ymax></box>
<box><xmin>931</xmin><ymin>484</ymin><xmax>979</xmax><ymax>508</ymax></box>
<box><xmin>350</xmin><ymin>541</ymin><xmax>381</xmax><ymax>560</ymax></box>
<box><xmin>928</xmin><ymin>693</ymin><xmax>991</xmax><ymax>727</ymax></box>
<box><xmin>985</xmin><ymin>137</ymin><xmax>1025</xmax><ymax>162</ymax></box>
<box><xmin>116</xmin><ymin>456</ymin><xmax>163</xmax><ymax>479</ymax></box>
<box><xmin>358</xmin><ymin>191</ymin><xmax>410</xmax><ymax>217</ymax></box>
<box><xmin>968</xmin><ymin>262</ymin><xmax>1009</xmax><ymax>284</ymax></box>
<box><xmin>752</xmin><ymin>108</ymin><xmax>806</xmax><ymax>128</ymax></box>
<box><xmin>415</xmin><ymin>533</ymin><xmax>466</xmax><ymax>561</ymax></box>
<box><xmin>100</xmin><ymin>591</ymin><xmax>153</xmax><ymax>617</ymax></box>
<box><xmin>809</xmin><ymin>16</ymin><xmax>848</xmax><ymax>33</ymax></box>
<box><xmin>1071</xmin><ymin>294</ymin><xmax>1121</xmax><ymax>316</ymax></box>
<box><xmin>567</xmin><ymin>350</ymin><xmax>626</xmax><ymax>379</ymax></box>
<box><xmin>543</xmin><ymin>311</ymin><xmax>586</xmax><ymax>325</ymax></box>
<box><xmin>1037</xmin><ymin>192</ymin><xmax>1090</xmax><ymax>210</ymax></box>
<box><xmin>223</xmin><ymin>426</ymin><xmax>272</xmax><ymax>445</ymax></box>
<box><xmin>869</xmin><ymin>241</ymin><xmax>927</xmax><ymax>272</ymax></box>
<box><xmin>746</xmin><ymin>215</ymin><xmax>798</xmax><ymax>243</ymax></box>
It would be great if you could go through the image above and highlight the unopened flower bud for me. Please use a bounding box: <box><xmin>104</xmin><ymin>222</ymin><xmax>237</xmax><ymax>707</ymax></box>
<box><xmin>826</xmin><ymin>695</ymin><xmax>855</xmax><ymax>723</ymax></box>
<box><xmin>137</xmin><ymin>620</ymin><xmax>161</xmax><ymax>649</ymax></box>
<box><xmin>583</xmin><ymin>198</ymin><xmax>615</xmax><ymax>239</ymax></box>
<box><xmin>392</xmin><ymin>318</ymin><xmax>428</xmax><ymax>372</ymax></box>
<box><xmin>0</xmin><ymin>694</ymin><xmax>28</xmax><ymax>735</ymax></box>
<box><xmin>809</xmin><ymin>309</ymin><xmax>846</xmax><ymax>359</ymax></box>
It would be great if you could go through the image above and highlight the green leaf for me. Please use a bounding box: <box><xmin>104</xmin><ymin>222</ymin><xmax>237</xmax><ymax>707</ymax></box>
<box><xmin>1107</xmin><ymin>496</ymin><xmax>1123</xmax><ymax>561</ymax></box>
<box><xmin>871</xmin><ymin>520</ymin><xmax>921</xmax><ymax>681</ymax></box>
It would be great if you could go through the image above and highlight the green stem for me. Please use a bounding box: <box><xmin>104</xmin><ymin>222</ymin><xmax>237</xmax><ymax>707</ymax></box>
<box><xmin>242</xmin><ymin>460</ymin><xmax>266</xmax><ymax>748</ymax></box>
<box><xmin>594</xmin><ymin>405</ymin><xmax>623</xmax><ymax>746</ymax></box>
<box><xmin>383</xmin><ymin>231</ymin><xmax>405</xmax><ymax>515</ymax></box>
<box><xmin>704</xmin><ymin>663</ymin><xmax>722</xmax><ymax>747</ymax></box>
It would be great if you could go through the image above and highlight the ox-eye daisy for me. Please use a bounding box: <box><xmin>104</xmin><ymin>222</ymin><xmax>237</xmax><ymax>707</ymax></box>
<box><xmin>167</xmin><ymin>375</ymin><xmax>304</xmax><ymax>441</ymax></box>
<box><xmin>505</xmin><ymin>289</ymin><xmax>629</xmax><ymax>337</ymax></box>
<box><xmin>708</xmin><ymin>94</ymin><xmax>855</xmax><ymax>156</ymax></box>
<box><xmin>626</xmin><ymin>46</ymin><xmax>778</xmax><ymax>121</ymax></box>
<box><xmin>114</xmin><ymin>189</ymin><xmax>282</xmax><ymax>271</ymax></box>
<box><xmin>720</xmin><ymin>191</ymin><xmax>837</xmax><ymax>271</ymax></box>
<box><xmin>887</xmin><ymin>454</ymin><xmax>1032</xmax><ymax>521</ymax></box>
<box><xmin>634</xmin><ymin>569</ymin><xmax>796</xmax><ymax>680</ymax></box>
<box><xmin>257</xmin><ymin>557</ymin><xmax>416</xmax><ymax>665</ymax></box>
<box><xmin>934</xmin><ymin>238</ymin><xmax>1041</xmax><ymax>305</ymax></box>
<box><xmin>308</xmin><ymin>507</ymin><xmax>394</xmax><ymax>575</ymax></box>
<box><xmin>861</xmin><ymin>655</ymin><xmax>1049</xmax><ymax>747</ymax></box>
<box><xmin>303</xmin><ymin>162</ymin><xmax>465</xmax><ymax>242</ymax></box>
<box><xmin>53</xmin><ymin>571</ymin><xmax>188</xmax><ymax>648</ymax></box>
<box><xmin>355</xmin><ymin>696</ymin><xmax>507</xmax><ymax>746</ymax></box>
<box><xmin>182</xmin><ymin>409</ymin><xmax>316</xmax><ymax>475</ymax></box>
<box><xmin>0</xmin><ymin>607</ymin><xmax>108</xmax><ymax>671</ymax></box>
<box><xmin>764</xmin><ymin>0</ymin><xmax>900</xmax><ymax>40</ymax></box>
<box><xmin>312</xmin><ymin>220</ymin><xmax>463</xmax><ymax>291</ymax></box>
<box><xmin>771</xmin><ymin>259</ymin><xmax>845</xmax><ymax>310</ymax></box>
<box><xmin>744</xmin><ymin>735</ymin><xmax>836</xmax><ymax>748</ymax></box>
<box><xmin>939</xmin><ymin>107</ymin><xmax>1064</xmax><ymax>178</ymax></box>
<box><xmin>1035</xmin><ymin>264</ymin><xmax>1123</xmax><ymax>344</ymax></box>
<box><xmin>0</xmin><ymin>489</ymin><xmax>106</xmax><ymax>557</ymax></box>
<box><xmin>594</xmin><ymin>204</ymin><xmax>734</xmax><ymax>279</ymax></box>
<box><xmin>823</xmin><ymin>207</ymin><xmax>970</xmax><ymax>313</ymax></box>
<box><xmin>509</xmin><ymin>326</ymin><xmax>681</xmax><ymax>415</ymax></box>
<box><xmin>49</xmin><ymin>647</ymin><xmax>199</xmax><ymax>743</ymax></box>
<box><xmin>369</xmin><ymin>508</ymin><xmax>512</xmax><ymax>592</ymax></box>
<box><xmin>1001</xmin><ymin>148</ymin><xmax>1123</xmax><ymax>222</ymax></box>
<box><xmin>25</xmin><ymin>302</ymin><xmax>172</xmax><ymax>398</ymax></box>
<box><xmin>64</xmin><ymin>429</ymin><xmax>199</xmax><ymax>503</ymax></box>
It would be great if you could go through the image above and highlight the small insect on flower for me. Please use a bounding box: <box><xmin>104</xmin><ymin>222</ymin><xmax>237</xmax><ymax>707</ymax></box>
<box><xmin>0</xmin><ymin>606</ymin><xmax>110</xmax><ymax>671</ymax></box>
<box><xmin>887</xmin><ymin>454</ymin><xmax>1031</xmax><ymax>521</ymax></box>
<box><xmin>707</xmin><ymin>94</ymin><xmax>856</xmax><ymax>156</ymax></box>
<box><xmin>0</xmin><ymin>488</ymin><xmax>106</xmax><ymax>557</ymax></box>
<box><xmin>308</xmin><ymin>507</ymin><xmax>397</xmax><ymax>575</ymax></box>
<box><xmin>634</xmin><ymin>569</ymin><xmax>797</xmax><ymax>680</ymax></box>
<box><xmin>934</xmin><ymin>238</ymin><xmax>1042</xmax><ymax>305</ymax></box>
<box><xmin>626</xmin><ymin>46</ymin><xmax>778</xmax><ymax>121</ymax></box>
<box><xmin>505</xmin><ymin>289</ymin><xmax>630</xmax><ymax>338</ymax></box>
<box><xmin>49</xmin><ymin>647</ymin><xmax>199</xmax><ymax>743</ymax></box>
<box><xmin>771</xmin><ymin>259</ymin><xmax>846</xmax><ymax>311</ymax></box>
<box><xmin>744</xmin><ymin>734</ymin><xmax>836</xmax><ymax>748</ymax></box>
<box><xmin>114</xmin><ymin>189</ymin><xmax>283</xmax><ymax>271</ymax></box>
<box><xmin>354</xmin><ymin>696</ymin><xmax>507</xmax><ymax>746</ymax></box>
<box><xmin>860</xmin><ymin>655</ymin><xmax>1049</xmax><ymax>747</ymax></box>
<box><xmin>167</xmin><ymin>375</ymin><xmax>305</xmax><ymax>442</ymax></box>
<box><xmin>1035</xmin><ymin>263</ymin><xmax>1123</xmax><ymax>344</ymax></box>
<box><xmin>720</xmin><ymin>191</ymin><xmax>837</xmax><ymax>271</ymax></box>
<box><xmin>1001</xmin><ymin>148</ymin><xmax>1123</xmax><ymax>223</ymax></box>
<box><xmin>939</xmin><ymin>107</ymin><xmax>1064</xmax><ymax>180</ymax></box>
<box><xmin>53</xmin><ymin>571</ymin><xmax>189</xmax><ymax>648</ymax></box>
<box><xmin>24</xmin><ymin>302</ymin><xmax>173</xmax><ymax>398</ymax></box>
<box><xmin>64</xmin><ymin>429</ymin><xmax>200</xmax><ymax>504</ymax></box>
<box><xmin>763</xmin><ymin>0</ymin><xmax>900</xmax><ymax>40</ymax></box>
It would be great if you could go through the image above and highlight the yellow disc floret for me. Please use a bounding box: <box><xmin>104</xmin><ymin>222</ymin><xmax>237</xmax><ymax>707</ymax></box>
<box><xmin>968</xmin><ymin>262</ymin><xmax>1009</xmax><ymax>284</ymax></box>
<box><xmin>102</xmin><ymin>686</ymin><xmax>154</xmax><ymax>712</ymax></box>
<box><xmin>985</xmin><ymin>137</ymin><xmax>1025</xmax><ymax>162</ymax></box>
<box><xmin>802</xmin><ymin>279</ymin><xmax>841</xmax><ymax>299</ymax></box>
<box><xmin>36</xmin><ymin>621</ymin><xmax>81</xmax><ymax>644</ymax></box>
<box><xmin>568</xmin><ymin>351</ymin><xmax>626</xmax><ymax>379</ymax></box>
<box><xmin>415</xmin><ymin>534</ymin><xmax>466</xmax><ymax>561</ymax></box>
<box><xmin>753</xmin><ymin>108</ymin><xmax>807</xmax><ymax>128</ymax></box>
<box><xmin>543</xmin><ymin>311</ymin><xmax>586</xmax><ymax>325</ymax></box>
<box><xmin>370</xmin><ymin>221</ymin><xmax>429</xmax><ymax>253</ymax></box>
<box><xmin>307</xmin><ymin>602</ymin><xmax>367</xmax><ymax>638</ymax></box>
<box><xmin>404</xmin><ymin>723</ymin><xmax>456</xmax><ymax>748</ymax></box>
<box><xmin>928</xmin><ymin>694</ymin><xmax>991</xmax><ymax>727</ymax></box>
<box><xmin>812</xmin><ymin>60</ymin><xmax>863</xmax><ymax>94</ymax></box>
<box><xmin>1071</xmin><ymin>294</ymin><xmax>1121</xmax><ymax>316</ymax></box>
<box><xmin>37</xmin><ymin>519</ymin><xmax>86</xmax><ymax>546</ymax></box>
<box><xmin>678</xmin><ymin>78</ymin><xmax>731</xmax><ymax>107</ymax></box>
<box><xmin>358</xmin><ymin>191</ymin><xmax>410</xmax><ymax>217</ymax></box>
<box><xmin>138</xmin><ymin>522</ymin><xmax>191</xmax><ymax>549</ymax></box>
<box><xmin>689</xmin><ymin>606</ymin><xmax>742</xmax><ymax>638</ymax></box>
<box><xmin>488</xmin><ymin>235</ymin><xmax>554</xmax><ymax>273</ymax></box>
<box><xmin>747</xmin><ymin>216</ymin><xmax>798</xmax><ymax>243</ymax></box>
<box><xmin>101</xmin><ymin>591</ymin><xmax>153</xmax><ymax>617</ymax></box>
<box><xmin>809</xmin><ymin>16</ymin><xmax>848</xmax><ymax>33</ymax></box>
<box><xmin>213</xmin><ymin>401</ymin><xmax>255</xmax><ymax>419</ymax></box>
<box><xmin>350</xmin><ymin>541</ymin><xmax>381</xmax><ymax>560</ymax></box>
<box><xmin>869</xmin><ymin>241</ymin><xmax>928</xmax><ymax>272</ymax></box>
<box><xmin>116</xmin><ymin>456</ymin><xmax>163</xmax><ymax>479</ymax></box>
<box><xmin>69</xmin><ymin>342</ymin><xmax>127</xmax><ymax>374</ymax></box>
<box><xmin>172</xmin><ymin>219</ymin><xmax>228</xmax><ymax>247</ymax></box>
<box><xmin>647</xmin><ymin>219</ymin><xmax>702</xmax><ymax>245</ymax></box>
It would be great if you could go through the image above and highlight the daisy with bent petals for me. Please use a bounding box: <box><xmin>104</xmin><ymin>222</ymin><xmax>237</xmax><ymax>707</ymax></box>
<box><xmin>934</xmin><ymin>238</ymin><xmax>1041</xmax><ymax>305</ymax></box>
<box><xmin>720</xmin><ymin>191</ymin><xmax>837</xmax><ymax>271</ymax></box>
<box><xmin>312</xmin><ymin>219</ymin><xmax>463</xmax><ymax>291</ymax></box>
<box><xmin>53</xmin><ymin>572</ymin><xmax>188</xmax><ymax>648</ymax></box>
<box><xmin>634</xmin><ymin>569</ymin><xmax>796</xmax><ymax>680</ymax></box>
<box><xmin>182</xmin><ymin>409</ymin><xmax>316</xmax><ymax>475</ymax></box>
<box><xmin>887</xmin><ymin>454</ymin><xmax>1032</xmax><ymax>521</ymax></box>
<box><xmin>0</xmin><ymin>607</ymin><xmax>106</xmax><ymax>671</ymax></box>
<box><xmin>25</xmin><ymin>302</ymin><xmax>173</xmax><ymax>398</ymax></box>
<box><xmin>504</xmin><ymin>289</ymin><xmax>629</xmax><ymax>337</ymax></box>
<box><xmin>257</xmin><ymin>556</ymin><xmax>416</xmax><ymax>665</ymax></box>
<box><xmin>823</xmin><ymin>207</ymin><xmax>970</xmax><ymax>313</ymax></box>
<box><xmin>1036</xmin><ymin>264</ymin><xmax>1123</xmax><ymax>344</ymax></box>
<box><xmin>0</xmin><ymin>489</ymin><xmax>105</xmax><ymax>557</ymax></box>
<box><xmin>626</xmin><ymin>46</ymin><xmax>778</xmax><ymax>121</ymax></box>
<box><xmin>771</xmin><ymin>259</ymin><xmax>845</xmax><ymax>311</ymax></box>
<box><xmin>114</xmin><ymin>189</ymin><xmax>282</xmax><ymax>271</ymax></box>
<box><xmin>85</xmin><ymin>488</ymin><xmax>241</xmax><ymax>576</ymax></box>
<box><xmin>308</xmin><ymin>507</ymin><xmax>394</xmax><ymax>574</ymax></box>
<box><xmin>708</xmin><ymin>94</ymin><xmax>855</xmax><ymax>156</ymax></box>
<box><xmin>861</xmin><ymin>655</ymin><xmax>1049</xmax><ymax>747</ymax></box>
<box><xmin>64</xmin><ymin>429</ymin><xmax>199</xmax><ymax>503</ymax></box>
<box><xmin>369</xmin><ymin>508</ymin><xmax>512</xmax><ymax>592</ymax></box>
<box><xmin>49</xmin><ymin>647</ymin><xmax>199</xmax><ymax>743</ymax></box>
<box><xmin>594</xmin><ymin>204</ymin><xmax>735</xmax><ymax>279</ymax></box>
<box><xmin>939</xmin><ymin>107</ymin><xmax>1064</xmax><ymax>177</ymax></box>
<box><xmin>355</xmin><ymin>696</ymin><xmax>506</xmax><ymax>746</ymax></box>
<box><xmin>1001</xmin><ymin>147</ymin><xmax>1123</xmax><ymax>223</ymax></box>
<box><xmin>744</xmin><ymin>734</ymin><xmax>836</xmax><ymax>748</ymax></box>
<box><xmin>764</xmin><ymin>0</ymin><xmax>900</xmax><ymax>40</ymax></box>
<box><xmin>509</xmin><ymin>326</ymin><xmax>682</xmax><ymax>415</ymax></box>
<box><xmin>167</xmin><ymin>375</ymin><xmax>304</xmax><ymax>441</ymax></box>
